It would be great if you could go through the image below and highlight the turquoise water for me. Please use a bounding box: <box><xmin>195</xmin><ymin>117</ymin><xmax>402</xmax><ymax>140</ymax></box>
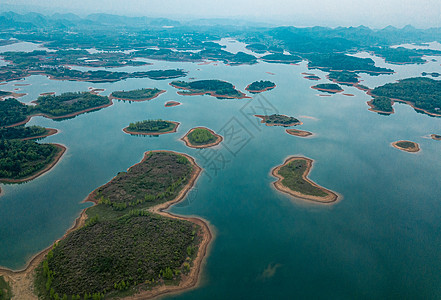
<box><xmin>1</xmin><ymin>44</ymin><xmax>441</xmax><ymax>299</ymax></box>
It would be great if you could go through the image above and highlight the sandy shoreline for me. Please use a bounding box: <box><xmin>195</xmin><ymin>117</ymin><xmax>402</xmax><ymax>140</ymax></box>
<box><xmin>0</xmin><ymin>150</ymin><xmax>213</xmax><ymax>300</ymax></box>
<box><xmin>271</xmin><ymin>156</ymin><xmax>339</xmax><ymax>204</ymax></box>
<box><xmin>181</xmin><ymin>127</ymin><xmax>223</xmax><ymax>149</ymax></box>
<box><xmin>0</xmin><ymin>144</ymin><xmax>66</xmax><ymax>185</ymax></box>
<box><xmin>285</xmin><ymin>128</ymin><xmax>314</xmax><ymax>137</ymax></box>
<box><xmin>109</xmin><ymin>90</ymin><xmax>166</xmax><ymax>102</ymax></box>
<box><xmin>123</xmin><ymin>121</ymin><xmax>180</xmax><ymax>136</ymax></box>
<box><xmin>391</xmin><ymin>140</ymin><xmax>421</xmax><ymax>153</ymax></box>
<box><xmin>255</xmin><ymin>115</ymin><xmax>302</xmax><ymax>127</ymax></box>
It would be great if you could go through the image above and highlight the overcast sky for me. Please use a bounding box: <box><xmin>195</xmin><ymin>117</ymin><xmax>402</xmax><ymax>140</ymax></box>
<box><xmin>3</xmin><ymin>0</ymin><xmax>441</xmax><ymax>28</ymax></box>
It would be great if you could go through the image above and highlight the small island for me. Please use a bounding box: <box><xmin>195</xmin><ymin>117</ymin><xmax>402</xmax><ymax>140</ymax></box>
<box><xmin>304</xmin><ymin>75</ymin><xmax>320</xmax><ymax>81</ymax></box>
<box><xmin>431</xmin><ymin>134</ymin><xmax>441</xmax><ymax>141</ymax></box>
<box><xmin>110</xmin><ymin>88</ymin><xmax>165</xmax><ymax>102</ymax></box>
<box><xmin>367</xmin><ymin>96</ymin><xmax>394</xmax><ymax>114</ymax></box>
<box><xmin>285</xmin><ymin>128</ymin><xmax>313</xmax><ymax>137</ymax></box>
<box><xmin>0</xmin><ymin>139</ymin><xmax>66</xmax><ymax>184</ymax></box>
<box><xmin>369</xmin><ymin>77</ymin><xmax>441</xmax><ymax>117</ymax></box>
<box><xmin>170</xmin><ymin>80</ymin><xmax>249</xmax><ymax>99</ymax></box>
<box><xmin>272</xmin><ymin>156</ymin><xmax>339</xmax><ymax>203</ymax></box>
<box><xmin>260</xmin><ymin>53</ymin><xmax>302</xmax><ymax>64</ymax></box>
<box><xmin>123</xmin><ymin>119</ymin><xmax>180</xmax><ymax>136</ymax></box>
<box><xmin>311</xmin><ymin>83</ymin><xmax>343</xmax><ymax>94</ymax></box>
<box><xmin>0</xmin><ymin>125</ymin><xmax>57</xmax><ymax>141</ymax></box>
<box><xmin>255</xmin><ymin>114</ymin><xmax>302</xmax><ymax>127</ymax></box>
<box><xmin>245</xmin><ymin>80</ymin><xmax>276</xmax><ymax>93</ymax></box>
<box><xmin>391</xmin><ymin>140</ymin><xmax>420</xmax><ymax>153</ymax></box>
<box><xmin>181</xmin><ymin>127</ymin><xmax>223</xmax><ymax>148</ymax></box>
<box><xmin>165</xmin><ymin>101</ymin><xmax>181</xmax><ymax>107</ymax></box>
<box><xmin>33</xmin><ymin>151</ymin><xmax>211</xmax><ymax>300</ymax></box>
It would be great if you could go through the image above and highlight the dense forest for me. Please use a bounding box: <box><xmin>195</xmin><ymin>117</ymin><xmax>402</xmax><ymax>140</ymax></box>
<box><xmin>260</xmin><ymin>53</ymin><xmax>302</xmax><ymax>64</ymax></box>
<box><xmin>126</xmin><ymin>120</ymin><xmax>176</xmax><ymax>133</ymax></box>
<box><xmin>33</xmin><ymin>92</ymin><xmax>110</xmax><ymax>117</ymax></box>
<box><xmin>0</xmin><ymin>125</ymin><xmax>48</xmax><ymax>140</ymax></box>
<box><xmin>370</xmin><ymin>96</ymin><xmax>393</xmax><ymax>112</ymax></box>
<box><xmin>0</xmin><ymin>98</ymin><xmax>29</xmax><ymax>127</ymax></box>
<box><xmin>111</xmin><ymin>88</ymin><xmax>163</xmax><ymax>100</ymax></box>
<box><xmin>328</xmin><ymin>71</ymin><xmax>359</xmax><ymax>84</ymax></box>
<box><xmin>246</xmin><ymin>80</ymin><xmax>276</xmax><ymax>93</ymax></box>
<box><xmin>34</xmin><ymin>152</ymin><xmax>202</xmax><ymax>299</ymax></box>
<box><xmin>0</xmin><ymin>139</ymin><xmax>60</xmax><ymax>180</ymax></box>
<box><xmin>371</xmin><ymin>77</ymin><xmax>441</xmax><ymax>114</ymax></box>
<box><xmin>187</xmin><ymin>128</ymin><xmax>216</xmax><ymax>145</ymax></box>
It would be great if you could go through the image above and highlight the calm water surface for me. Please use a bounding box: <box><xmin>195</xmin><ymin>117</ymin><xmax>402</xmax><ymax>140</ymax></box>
<box><xmin>0</xmin><ymin>42</ymin><xmax>441</xmax><ymax>299</ymax></box>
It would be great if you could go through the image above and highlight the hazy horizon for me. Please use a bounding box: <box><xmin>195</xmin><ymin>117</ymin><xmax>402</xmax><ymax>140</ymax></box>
<box><xmin>1</xmin><ymin>0</ymin><xmax>441</xmax><ymax>29</ymax></box>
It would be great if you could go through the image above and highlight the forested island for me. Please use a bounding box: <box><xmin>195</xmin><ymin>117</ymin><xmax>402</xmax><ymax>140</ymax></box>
<box><xmin>34</xmin><ymin>151</ymin><xmax>211</xmax><ymax>300</ymax></box>
<box><xmin>0</xmin><ymin>125</ymin><xmax>57</xmax><ymax>140</ymax></box>
<box><xmin>0</xmin><ymin>92</ymin><xmax>112</xmax><ymax>127</ymax></box>
<box><xmin>165</xmin><ymin>101</ymin><xmax>181</xmax><ymax>107</ymax></box>
<box><xmin>311</xmin><ymin>83</ymin><xmax>343</xmax><ymax>93</ymax></box>
<box><xmin>431</xmin><ymin>134</ymin><xmax>441</xmax><ymax>141</ymax></box>
<box><xmin>304</xmin><ymin>75</ymin><xmax>320</xmax><ymax>81</ymax></box>
<box><xmin>170</xmin><ymin>80</ymin><xmax>249</xmax><ymax>99</ymax></box>
<box><xmin>260</xmin><ymin>53</ymin><xmax>302</xmax><ymax>64</ymax></box>
<box><xmin>182</xmin><ymin>127</ymin><xmax>222</xmax><ymax>148</ymax></box>
<box><xmin>327</xmin><ymin>72</ymin><xmax>360</xmax><ymax>85</ymax></box>
<box><xmin>245</xmin><ymin>80</ymin><xmax>276</xmax><ymax>93</ymax></box>
<box><xmin>367</xmin><ymin>96</ymin><xmax>394</xmax><ymax>114</ymax></box>
<box><xmin>123</xmin><ymin>119</ymin><xmax>179</xmax><ymax>135</ymax></box>
<box><xmin>285</xmin><ymin>128</ymin><xmax>313</xmax><ymax>137</ymax></box>
<box><xmin>0</xmin><ymin>139</ymin><xmax>65</xmax><ymax>183</ymax></box>
<box><xmin>370</xmin><ymin>77</ymin><xmax>441</xmax><ymax>116</ymax></box>
<box><xmin>391</xmin><ymin>140</ymin><xmax>420</xmax><ymax>153</ymax></box>
<box><xmin>272</xmin><ymin>156</ymin><xmax>339</xmax><ymax>203</ymax></box>
<box><xmin>110</xmin><ymin>88</ymin><xmax>165</xmax><ymax>102</ymax></box>
<box><xmin>255</xmin><ymin>114</ymin><xmax>302</xmax><ymax>127</ymax></box>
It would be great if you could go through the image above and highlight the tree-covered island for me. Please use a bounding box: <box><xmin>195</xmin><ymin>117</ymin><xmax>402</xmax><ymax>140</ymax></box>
<box><xmin>370</xmin><ymin>77</ymin><xmax>441</xmax><ymax>116</ymax></box>
<box><xmin>170</xmin><ymin>80</ymin><xmax>249</xmax><ymax>99</ymax></box>
<box><xmin>285</xmin><ymin>128</ymin><xmax>313</xmax><ymax>137</ymax></box>
<box><xmin>123</xmin><ymin>120</ymin><xmax>180</xmax><ymax>136</ymax></box>
<box><xmin>272</xmin><ymin>156</ymin><xmax>339</xmax><ymax>203</ymax></box>
<box><xmin>181</xmin><ymin>127</ymin><xmax>222</xmax><ymax>148</ymax></box>
<box><xmin>431</xmin><ymin>134</ymin><xmax>441</xmax><ymax>141</ymax></box>
<box><xmin>245</xmin><ymin>80</ymin><xmax>276</xmax><ymax>93</ymax></box>
<box><xmin>391</xmin><ymin>140</ymin><xmax>420</xmax><ymax>153</ymax></box>
<box><xmin>110</xmin><ymin>88</ymin><xmax>165</xmax><ymax>102</ymax></box>
<box><xmin>255</xmin><ymin>114</ymin><xmax>302</xmax><ymax>127</ymax></box>
<box><xmin>34</xmin><ymin>151</ymin><xmax>211</xmax><ymax>300</ymax></box>
<box><xmin>367</xmin><ymin>96</ymin><xmax>394</xmax><ymax>114</ymax></box>
<box><xmin>311</xmin><ymin>83</ymin><xmax>344</xmax><ymax>94</ymax></box>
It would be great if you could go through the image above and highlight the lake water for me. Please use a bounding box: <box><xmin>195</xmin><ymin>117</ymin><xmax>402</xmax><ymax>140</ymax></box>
<box><xmin>1</xmin><ymin>42</ymin><xmax>441</xmax><ymax>299</ymax></box>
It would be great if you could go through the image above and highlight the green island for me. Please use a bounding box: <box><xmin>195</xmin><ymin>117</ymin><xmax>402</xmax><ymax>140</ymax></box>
<box><xmin>165</xmin><ymin>101</ymin><xmax>181</xmax><ymax>107</ymax></box>
<box><xmin>245</xmin><ymin>80</ymin><xmax>276</xmax><ymax>93</ymax></box>
<box><xmin>170</xmin><ymin>80</ymin><xmax>249</xmax><ymax>99</ymax></box>
<box><xmin>255</xmin><ymin>114</ymin><xmax>302</xmax><ymax>127</ymax></box>
<box><xmin>304</xmin><ymin>75</ymin><xmax>320</xmax><ymax>81</ymax></box>
<box><xmin>311</xmin><ymin>83</ymin><xmax>343</xmax><ymax>94</ymax></box>
<box><xmin>272</xmin><ymin>157</ymin><xmax>338</xmax><ymax>203</ymax></box>
<box><xmin>327</xmin><ymin>71</ymin><xmax>359</xmax><ymax>85</ymax></box>
<box><xmin>123</xmin><ymin>119</ymin><xmax>179</xmax><ymax>136</ymax></box>
<box><xmin>367</xmin><ymin>96</ymin><xmax>394</xmax><ymax>114</ymax></box>
<box><xmin>370</xmin><ymin>77</ymin><xmax>441</xmax><ymax>116</ymax></box>
<box><xmin>431</xmin><ymin>134</ymin><xmax>441</xmax><ymax>141</ymax></box>
<box><xmin>0</xmin><ymin>139</ymin><xmax>65</xmax><ymax>183</ymax></box>
<box><xmin>285</xmin><ymin>128</ymin><xmax>313</xmax><ymax>137</ymax></box>
<box><xmin>0</xmin><ymin>125</ymin><xmax>57</xmax><ymax>140</ymax></box>
<box><xmin>110</xmin><ymin>88</ymin><xmax>165</xmax><ymax>102</ymax></box>
<box><xmin>198</xmin><ymin>49</ymin><xmax>257</xmax><ymax>65</ymax></box>
<box><xmin>0</xmin><ymin>276</ymin><xmax>12</xmax><ymax>300</ymax></box>
<box><xmin>0</xmin><ymin>92</ymin><xmax>112</xmax><ymax>127</ymax></box>
<box><xmin>260</xmin><ymin>53</ymin><xmax>302</xmax><ymax>64</ymax></box>
<box><xmin>182</xmin><ymin>127</ymin><xmax>223</xmax><ymax>148</ymax></box>
<box><xmin>422</xmin><ymin>72</ymin><xmax>440</xmax><ymax>78</ymax></box>
<box><xmin>306</xmin><ymin>53</ymin><xmax>394</xmax><ymax>75</ymax></box>
<box><xmin>34</xmin><ymin>151</ymin><xmax>210</xmax><ymax>300</ymax></box>
<box><xmin>391</xmin><ymin>140</ymin><xmax>420</xmax><ymax>153</ymax></box>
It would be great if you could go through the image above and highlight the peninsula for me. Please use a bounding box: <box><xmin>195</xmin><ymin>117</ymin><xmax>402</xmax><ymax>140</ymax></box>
<box><xmin>255</xmin><ymin>114</ymin><xmax>302</xmax><ymax>127</ymax></box>
<box><xmin>391</xmin><ymin>140</ymin><xmax>420</xmax><ymax>153</ymax></box>
<box><xmin>123</xmin><ymin>119</ymin><xmax>180</xmax><ymax>136</ymax></box>
<box><xmin>110</xmin><ymin>88</ymin><xmax>165</xmax><ymax>102</ymax></box>
<box><xmin>0</xmin><ymin>125</ymin><xmax>57</xmax><ymax>141</ymax></box>
<box><xmin>181</xmin><ymin>127</ymin><xmax>223</xmax><ymax>148</ymax></box>
<box><xmin>170</xmin><ymin>80</ymin><xmax>249</xmax><ymax>99</ymax></box>
<box><xmin>245</xmin><ymin>80</ymin><xmax>276</xmax><ymax>93</ymax></box>
<box><xmin>367</xmin><ymin>96</ymin><xmax>394</xmax><ymax>114</ymax></box>
<box><xmin>272</xmin><ymin>156</ymin><xmax>339</xmax><ymax>203</ymax></box>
